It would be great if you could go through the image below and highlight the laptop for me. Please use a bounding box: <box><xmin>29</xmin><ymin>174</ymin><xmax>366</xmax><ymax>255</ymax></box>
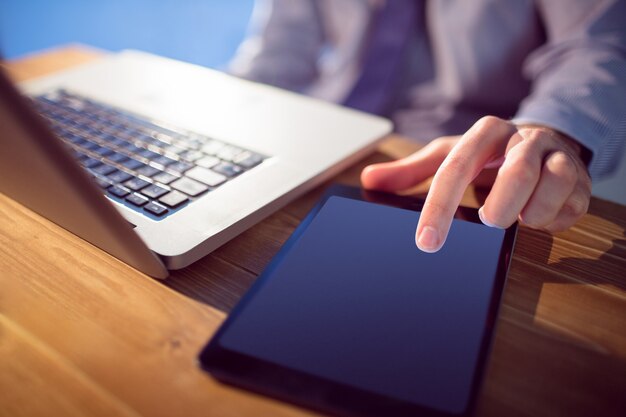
<box><xmin>0</xmin><ymin>50</ymin><xmax>391</xmax><ymax>278</ymax></box>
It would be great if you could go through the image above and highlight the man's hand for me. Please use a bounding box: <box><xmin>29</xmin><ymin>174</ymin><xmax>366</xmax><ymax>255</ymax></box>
<box><xmin>361</xmin><ymin>116</ymin><xmax>592</xmax><ymax>252</ymax></box>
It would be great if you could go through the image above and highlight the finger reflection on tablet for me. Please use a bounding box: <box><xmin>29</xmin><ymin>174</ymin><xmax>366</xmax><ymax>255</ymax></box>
<box><xmin>360</xmin><ymin>188</ymin><xmax>481</xmax><ymax>230</ymax></box>
<box><xmin>360</xmin><ymin>188</ymin><xmax>425</xmax><ymax>212</ymax></box>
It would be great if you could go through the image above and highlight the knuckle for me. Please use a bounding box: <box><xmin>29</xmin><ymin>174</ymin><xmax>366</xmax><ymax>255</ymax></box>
<box><xmin>500</xmin><ymin>158</ymin><xmax>536</xmax><ymax>186</ymax></box>
<box><xmin>470</xmin><ymin>116</ymin><xmax>512</xmax><ymax>138</ymax></box>
<box><xmin>475</xmin><ymin>115</ymin><xmax>504</xmax><ymax>131</ymax></box>
<box><xmin>517</xmin><ymin>125</ymin><xmax>556</xmax><ymax>143</ymax></box>
<box><xmin>518</xmin><ymin>131</ymin><xmax>546</xmax><ymax>152</ymax></box>
<box><xmin>546</xmin><ymin>151</ymin><xmax>578</xmax><ymax>184</ymax></box>
<box><xmin>563</xmin><ymin>195</ymin><xmax>589</xmax><ymax>218</ymax></box>
<box><xmin>519</xmin><ymin>202</ymin><xmax>552</xmax><ymax>228</ymax></box>
<box><xmin>524</xmin><ymin>132</ymin><xmax>543</xmax><ymax>147</ymax></box>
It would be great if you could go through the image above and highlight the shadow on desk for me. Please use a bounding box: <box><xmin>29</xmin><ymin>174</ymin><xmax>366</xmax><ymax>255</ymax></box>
<box><xmin>479</xmin><ymin>223</ymin><xmax>626</xmax><ymax>417</ymax></box>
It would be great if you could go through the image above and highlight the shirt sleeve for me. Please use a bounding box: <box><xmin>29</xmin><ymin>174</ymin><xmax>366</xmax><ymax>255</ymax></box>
<box><xmin>228</xmin><ymin>0</ymin><xmax>324</xmax><ymax>93</ymax></box>
<box><xmin>512</xmin><ymin>0</ymin><xmax>626</xmax><ymax>179</ymax></box>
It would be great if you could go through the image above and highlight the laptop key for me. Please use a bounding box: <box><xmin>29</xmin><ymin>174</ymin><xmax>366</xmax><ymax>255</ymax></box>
<box><xmin>161</xmin><ymin>144</ymin><xmax>185</xmax><ymax>154</ymax></box>
<box><xmin>201</xmin><ymin>140</ymin><xmax>225</xmax><ymax>155</ymax></box>
<box><xmin>71</xmin><ymin>137</ymin><xmax>89</xmax><ymax>147</ymax></box>
<box><xmin>123</xmin><ymin>177</ymin><xmax>151</xmax><ymax>191</ymax></box>
<box><xmin>108</xmin><ymin>185</ymin><xmax>130</xmax><ymax>198</ymax></box>
<box><xmin>81</xmin><ymin>157</ymin><xmax>102</xmax><ymax>169</ymax></box>
<box><xmin>144</xmin><ymin>202</ymin><xmax>168</xmax><ymax>216</ymax></box>
<box><xmin>120</xmin><ymin>158</ymin><xmax>144</xmax><ymax>170</ymax></box>
<box><xmin>234</xmin><ymin>152</ymin><xmax>264</xmax><ymax>169</ymax></box>
<box><xmin>170</xmin><ymin>177</ymin><xmax>208</xmax><ymax>197</ymax></box>
<box><xmin>64</xmin><ymin>132</ymin><xmax>84</xmax><ymax>144</ymax></box>
<box><xmin>107</xmin><ymin>170</ymin><xmax>133</xmax><ymax>183</ymax></box>
<box><xmin>136</xmin><ymin>165</ymin><xmax>161</xmax><ymax>177</ymax></box>
<box><xmin>93</xmin><ymin>176</ymin><xmax>111</xmax><ymax>189</ymax></box>
<box><xmin>109</xmin><ymin>137</ymin><xmax>129</xmax><ymax>148</ymax></box>
<box><xmin>179</xmin><ymin>150</ymin><xmax>203</xmax><ymax>161</ymax></box>
<box><xmin>71</xmin><ymin>149</ymin><xmax>86</xmax><ymax>160</ymax></box>
<box><xmin>216</xmin><ymin>145</ymin><xmax>243</xmax><ymax>162</ymax></box>
<box><xmin>212</xmin><ymin>162</ymin><xmax>243</xmax><ymax>178</ymax></box>
<box><xmin>167</xmin><ymin>161</ymin><xmax>194</xmax><ymax>174</ymax></box>
<box><xmin>176</xmin><ymin>137</ymin><xmax>203</xmax><ymax>150</ymax></box>
<box><xmin>141</xmin><ymin>184</ymin><xmax>169</xmax><ymax>199</ymax></box>
<box><xmin>126</xmin><ymin>193</ymin><xmax>149</xmax><ymax>207</ymax></box>
<box><xmin>158</xmin><ymin>190</ymin><xmax>189</xmax><ymax>208</ymax></box>
<box><xmin>126</xmin><ymin>144</ymin><xmax>145</xmax><ymax>154</ymax></box>
<box><xmin>153</xmin><ymin>171</ymin><xmax>178</xmax><ymax>185</ymax></box>
<box><xmin>106</xmin><ymin>151</ymin><xmax>129</xmax><ymax>164</ymax></box>
<box><xmin>138</xmin><ymin>148</ymin><xmax>161</xmax><ymax>160</ymax></box>
<box><xmin>152</xmin><ymin>155</ymin><xmax>176</xmax><ymax>167</ymax></box>
<box><xmin>196</xmin><ymin>155</ymin><xmax>220</xmax><ymax>169</ymax></box>
<box><xmin>78</xmin><ymin>140</ymin><xmax>99</xmax><ymax>151</ymax></box>
<box><xmin>137</xmin><ymin>133</ymin><xmax>158</xmax><ymax>145</ymax></box>
<box><xmin>92</xmin><ymin>163</ymin><xmax>117</xmax><ymax>176</ymax></box>
<box><xmin>92</xmin><ymin>145</ymin><xmax>114</xmax><ymax>157</ymax></box>
<box><xmin>99</xmin><ymin>133</ymin><xmax>119</xmax><ymax>143</ymax></box>
<box><xmin>118</xmin><ymin>141</ymin><xmax>139</xmax><ymax>151</ymax></box>
<box><xmin>185</xmin><ymin>166</ymin><xmax>227</xmax><ymax>187</ymax></box>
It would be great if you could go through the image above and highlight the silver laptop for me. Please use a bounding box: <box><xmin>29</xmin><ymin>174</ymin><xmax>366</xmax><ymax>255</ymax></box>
<box><xmin>0</xmin><ymin>50</ymin><xmax>391</xmax><ymax>278</ymax></box>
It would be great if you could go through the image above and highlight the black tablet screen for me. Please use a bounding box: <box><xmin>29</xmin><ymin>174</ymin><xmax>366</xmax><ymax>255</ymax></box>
<box><xmin>214</xmin><ymin>195</ymin><xmax>508</xmax><ymax>414</ymax></box>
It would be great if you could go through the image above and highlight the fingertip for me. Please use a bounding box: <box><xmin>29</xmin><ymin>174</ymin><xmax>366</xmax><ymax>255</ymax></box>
<box><xmin>415</xmin><ymin>225</ymin><xmax>442</xmax><ymax>253</ymax></box>
<box><xmin>360</xmin><ymin>162</ymin><xmax>405</xmax><ymax>191</ymax></box>
<box><xmin>478</xmin><ymin>206</ymin><xmax>505</xmax><ymax>229</ymax></box>
<box><xmin>360</xmin><ymin>164</ymin><xmax>379</xmax><ymax>189</ymax></box>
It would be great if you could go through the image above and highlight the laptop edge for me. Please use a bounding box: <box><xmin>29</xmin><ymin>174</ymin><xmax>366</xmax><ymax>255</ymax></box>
<box><xmin>0</xmin><ymin>65</ymin><xmax>169</xmax><ymax>278</ymax></box>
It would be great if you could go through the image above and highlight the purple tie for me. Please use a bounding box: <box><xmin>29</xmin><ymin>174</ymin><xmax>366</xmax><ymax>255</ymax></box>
<box><xmin>343</xmin><ymin>0</ymin><xmax>419</xmax><ymax>115</ymax></box>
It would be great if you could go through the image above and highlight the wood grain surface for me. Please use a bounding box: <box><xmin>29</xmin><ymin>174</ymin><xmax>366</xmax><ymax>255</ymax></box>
<box><xmin>1</xmin><ymin>46</ymin><xmax>625</xmax><ymax>417</ymax></box>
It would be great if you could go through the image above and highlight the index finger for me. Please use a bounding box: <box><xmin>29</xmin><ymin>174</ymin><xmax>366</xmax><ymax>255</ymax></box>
<box><xmin>415</xmin><ymin>117</ymin><xmax>515</xmax><ymax>252</ymax></box>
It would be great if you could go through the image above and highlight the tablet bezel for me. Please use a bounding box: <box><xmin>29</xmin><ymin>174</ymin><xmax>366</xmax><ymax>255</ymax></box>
<box><xmin>199</xmin><ymin>184</ymin><xmax>518</xmax><ymax>417</ymax></box>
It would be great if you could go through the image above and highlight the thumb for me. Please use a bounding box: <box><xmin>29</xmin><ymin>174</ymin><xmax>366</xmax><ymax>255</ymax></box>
<box><xmin>361</xmin><ymin>138</ymin><xmax>456</xmax><ymax>191</ymax></box>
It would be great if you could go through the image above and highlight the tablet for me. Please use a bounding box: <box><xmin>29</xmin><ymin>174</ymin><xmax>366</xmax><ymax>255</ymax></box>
<box><xmin>199</xmin><ymin>184</ymin><xmax>517</xmax><ymax>417</ymax></box>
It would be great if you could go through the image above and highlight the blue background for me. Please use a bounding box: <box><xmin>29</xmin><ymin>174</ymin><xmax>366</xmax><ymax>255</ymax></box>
<box><xmin>0</xmin><ymin>0</ymin><xmax>255</xmax><ymax>70</ymax></box>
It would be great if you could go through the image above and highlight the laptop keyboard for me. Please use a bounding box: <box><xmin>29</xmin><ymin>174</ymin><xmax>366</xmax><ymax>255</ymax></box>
<box><xmin>32</xmin><ymin>90</ymin><xmax>267</xmax><ymax>219</ymax></box>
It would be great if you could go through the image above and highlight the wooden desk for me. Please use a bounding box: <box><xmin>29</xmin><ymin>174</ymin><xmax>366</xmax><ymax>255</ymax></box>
<box><xmin>1</xmin><ymin>47</ymin><xmax>625</xmax><ymax>417</ymax></box>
